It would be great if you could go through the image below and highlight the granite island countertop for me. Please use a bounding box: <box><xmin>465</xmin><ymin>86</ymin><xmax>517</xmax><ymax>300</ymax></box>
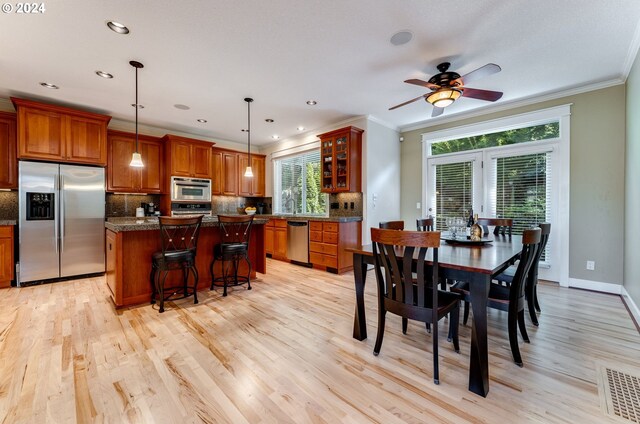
<box><xmin>105</xmin><ymin>216</ymin><xmax>270</xmax><ymax>232</ymax></box>
<box><xmin>257</xmin><ymin>214</ymin><xmax>362</xmax><ymax>223</ymax></box>
<box><xmin>0</xmin><ymin>220</ymin><xmax>17</xmax><ymax>226</ymax></box>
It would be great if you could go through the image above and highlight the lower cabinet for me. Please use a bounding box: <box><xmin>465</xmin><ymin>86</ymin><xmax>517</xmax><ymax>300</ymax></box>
<box><xmin>0</xmin><ymin>226</ymin><xmax>15</xmax><ymax>288</ymax></box>
<box><xmin>309</xmin><ymin>220</ymin><xmax>361</xmax><ymax>273</ymax></box>
<box><xmin>266</xmin><ymin>219</ymin><xmax>288</xmax><ymax>260</ymax></box>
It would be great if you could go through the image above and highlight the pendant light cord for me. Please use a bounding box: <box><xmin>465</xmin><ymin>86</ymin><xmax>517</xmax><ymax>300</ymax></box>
<box><xmin>247</xmin><ymin>99</ymin><xmax>251</xmax><ymax>163</ymax></box>
<box><xmin>135</xmin><ymin>65</ymin><xmax>139</xmax><ymax>153</ymax></box>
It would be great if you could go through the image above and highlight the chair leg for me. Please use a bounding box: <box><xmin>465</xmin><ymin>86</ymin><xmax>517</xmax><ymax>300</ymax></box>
<box><xmin>373</xmin><ymin>310</ymin><xmax>386</xmax><ymax>356</ymax></box>
<box><xmin>183</xmin><ymin>267</ymin><xmax>189</xmax><ymax>297</ymax></box>
<box><xmin>527</xmin><ymin>294</ymin><xmax>539</xmax><ymax>326</ymax></box>
<box><xmin>508</xmin><ymin>309</ymin><xmax>523</xmax><ymax>366</ymax></box>
<box><xmin>518</xmin><ymin>310</ymin><xmax>529</xmax><ymax>343</ymax></box>
<box><xmin>432</xmin><ymin>315</ymin><xmax>439</xmax><ymax>385</ymax></box>
<box><xmin>463</xmin><ymin>301</ymin><xmax>470</xmax><ymax>325</ymax></box>
<box><xmin>191</xmin><ymin>266</ymin><xmax>199</xmax><ymax>305</ymax></box>
<box><xmin>402</xmin><ymin>317</ymin><xmax>408</xmax><ymax>334</ymax></box>
<box><xmin>209</xmin><ymin>257</ymin><xmax>216</xmax><ymax>290</ymax></box>
<box><xmin>534</xmin><ymin>285</ymin><xmax>541</xmax><ymax>312</ymax></box>
<box><xmin>245</xmin><ymin>253</ymin><xmax>252</xmax><ymax>290</ymax></box>
<box><xmin>150</xmin><ymin>267</ymin><xmax>157</xmax><ymax>305</ymax></box>
<box><xmin>222</xmin><ymin>258</ymin><xmax>229</xmax><ymax>297</ymax></box>
<box><xmin>425</xmin><ymin>322</ymin><xmax>431</xmax><ymax>334</ymax></box>
<box><xmin>159</xmin><ymin>271</ymin><xmax>168</xmax><ymax>313</ymax></box>
<box><xmin>450</xmin><ymin>305</ymin><xmax>460</xmax><ymax>353</ymax></box>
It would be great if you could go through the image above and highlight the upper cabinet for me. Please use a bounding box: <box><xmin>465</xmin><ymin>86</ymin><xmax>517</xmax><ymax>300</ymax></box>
<box><xmin>318</xmin><ymin>126</ymin><xmax>363</xmax><ymax>193</ymax></box>
<box><xmin>162</xmin><ymin>134</ymin><xmax>213</xmax><ymax>179</ymax></box>
<box><xmin>107</xmin><ymin>130</ymin><xmax>164</xmax><ymax>193</ymax></box>
<box><xmin>238</xmin><ymin>154</ymin><xmax>266</xmax><ymax>197</ymax></box>
<box><xmin>11</xmin><ymin>97</ymin><xmax>111</xmax><ymax>166</ymax></box>
<box><xmin>0</xmin><ymin>112</ymin><xmax>17</xmax><ymax>189</ymax></box>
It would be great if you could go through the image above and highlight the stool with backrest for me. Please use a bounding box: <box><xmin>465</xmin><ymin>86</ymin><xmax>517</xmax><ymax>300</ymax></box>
<box><xmin>416</xmin><ymin>218</ymin><xmax>434</xmax><ymax>231</ymax></box>
<box><xmin>493</xmin><ymin>223</ymin><xmax>551</xmax><ymax>326</ymax></box>
<box><xmin>210</xmin><ymin>214</ymin><xmax>254</xmax><ymax>296</ymax></box>
<box><xmin>150</xmin><ymin>215</ymin><xmax>204</xmax><ymax>313</ymax></box>
<box><xmin>371</xmin><ymin>228</ymin><xmax>460</xmax><ymax>384</ymax></box>
<box><xmin>379</xmin><ymin>220</ymin><xmax>404</xmax><ymax>230</ymax></box>
<box><xmin>477</xmin><ymin>217</ymin><xmax>513</xmax><ymax>237</ymax></box>
<box><xmin>450</xmin><ymin>227</ymin><xmax>541</xmax><ymax>366</ymax></box>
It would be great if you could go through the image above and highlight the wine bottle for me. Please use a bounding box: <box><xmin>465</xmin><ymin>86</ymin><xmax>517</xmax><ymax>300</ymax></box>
<box><xmin>466</xmin><ymin>209</ymin><xmax>474</xmax><ymax>238</ymax></box>
<box><xmin>471</xmin><ymin>213</ymin><xmax>483</xmax><ymax>241</ymax></box>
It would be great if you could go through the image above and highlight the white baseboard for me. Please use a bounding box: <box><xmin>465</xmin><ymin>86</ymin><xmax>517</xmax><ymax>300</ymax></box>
<box><xmin>568</xmin><ymin>278</ymin><xmax>622</xmax><ymax>294</ymax></box>
<box><xmin>621</xmin><ymin>286</ymin><xmax>640</xmax><ymax>326</ymax></box>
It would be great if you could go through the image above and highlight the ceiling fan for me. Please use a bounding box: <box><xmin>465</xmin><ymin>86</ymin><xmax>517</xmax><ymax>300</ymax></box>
<box><xmin>389</xmin><ymin>62</ymin><xmax>503</xmax><ymax>117</ymax></box>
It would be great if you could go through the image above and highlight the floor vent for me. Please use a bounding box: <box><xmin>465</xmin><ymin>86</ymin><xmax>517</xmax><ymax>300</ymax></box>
<box><xmin>598</xmin><ymin>365</ymin><xmax>640</xmax><ymax>423</ymax></box>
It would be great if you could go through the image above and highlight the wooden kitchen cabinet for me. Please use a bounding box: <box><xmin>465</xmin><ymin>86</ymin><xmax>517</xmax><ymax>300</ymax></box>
<box><xmin>162</xmin><ymin>134</ymin><xmax>214</xmax><ymax>179</ymax></box>
<box><xmin>0</xmin><ymin>226</ymin><xmax>15</xmax><ymax>288</ymax></box>
<box><xmin>107</xmin><ymin>130</ymin><xmax>164</xmax><ymax>193</ymax></box>
<box><xmin>0</xmin><ymin>112</ymin><xmax>17</xmax><ymax>189</ymax></box>
<box><xmin>309</xmin><ymin>220</ymin><xmax>361</xmax><ymax>273</ymax></box>
<box><xmin>318</xmin><ymin>126</ymin><xmax>363</xmax><ymax>193</ymax></box>
<box><xmin>238</xmin><ymin>154</ymin><xmax>266</xmax><ymax>197</ymax></box>
<box><xmin>266</xmin><ymin>219</ymin><xmax>288</xmax><ymax>260</ymax></box>
<box><xmin>12</xmin><ymin>97</ymin><xmax>111</xmax><ymax>166</ymax></box>
<box><xmin>221</xmin><ymin>152</ymin><xmax>238</xmax><ymax>195</ymax></box>
<box><xmin>211</xmin><ymin>150</ymin><xmax>223</xmax><ymax>195</ymax></box>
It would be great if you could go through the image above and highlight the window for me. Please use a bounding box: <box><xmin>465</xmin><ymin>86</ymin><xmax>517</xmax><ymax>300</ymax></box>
<box><xmin>423</xmin><ymin>105</ymin><xmax>571</xmax><ymax>284</ymax></box>
<box><xmin>273</xmin><ymin>149</ymin><xmax>328</xmax><ymax>215</ymax></box>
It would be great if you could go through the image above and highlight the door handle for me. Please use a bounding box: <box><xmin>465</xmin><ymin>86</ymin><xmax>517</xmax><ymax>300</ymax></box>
<box><xmin>60</xmin><ymin>175</ymin><xmax>65</xmax><ymax>253</ymax></box>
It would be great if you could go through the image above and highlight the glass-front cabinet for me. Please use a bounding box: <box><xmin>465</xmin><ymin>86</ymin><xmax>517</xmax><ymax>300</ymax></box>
<box><xmin>319</xmin><ymin>126</ymin><xmax>363</xmax><ymax>193</ymax></box>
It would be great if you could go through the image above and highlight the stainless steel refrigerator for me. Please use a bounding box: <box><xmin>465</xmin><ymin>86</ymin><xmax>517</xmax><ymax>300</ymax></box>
<box><xmin>18</xmin><ymin>161</ymin><xmax>105</xmax><ymax>284</ymax></box>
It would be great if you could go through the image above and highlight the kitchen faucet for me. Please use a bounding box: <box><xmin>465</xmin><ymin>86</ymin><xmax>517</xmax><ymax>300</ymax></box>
<box><xmin>285</xmin><ymin>196</ymin><xmax>297</xmax><ymax>214</ymax></box>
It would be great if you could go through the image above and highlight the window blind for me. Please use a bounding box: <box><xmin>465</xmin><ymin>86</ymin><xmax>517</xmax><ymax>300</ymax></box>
<box><xmin>431</xmin><ymin>161</ymin><xmax>474</xmax><ymax>230</ymax></box>
<box><xmin>274</xmin><ymin>149</ymin><xmax>326</xmax><ymax>215</ymax></box>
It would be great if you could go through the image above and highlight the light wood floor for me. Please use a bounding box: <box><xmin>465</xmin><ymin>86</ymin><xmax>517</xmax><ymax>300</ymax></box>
<box><xmin>1</xmin><ymin>259</ymin><xmax>639</xmax><ymax>423</ymax></box>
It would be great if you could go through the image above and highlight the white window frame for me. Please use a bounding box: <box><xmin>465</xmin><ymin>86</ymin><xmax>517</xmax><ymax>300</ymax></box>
<box><xmin>421</xmin><ymin>104</ymin><xmax>571</xmax><ymax>286</ymax></box>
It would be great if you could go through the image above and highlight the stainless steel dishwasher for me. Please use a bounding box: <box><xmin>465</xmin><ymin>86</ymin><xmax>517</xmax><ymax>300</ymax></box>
<box><xmin>287</xmin><ymin>221</ymin><xmax>309</xmax><ymax>263</ymax></box>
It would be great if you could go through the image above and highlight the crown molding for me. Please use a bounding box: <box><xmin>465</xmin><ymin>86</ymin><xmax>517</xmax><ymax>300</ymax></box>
<box><xmin>366</xmin><ymin>115</ymin><xmax>399</xmax><ymax>132</ymax></box>
<box><xmin>622</xmin><ymin>19</ymin><xmax>640</xmax><ymax>81</ymax></box>
<box><xmin>400</xmin><ymin>78</ymin><xmax>625</xmax><ymax>133</ymax></box>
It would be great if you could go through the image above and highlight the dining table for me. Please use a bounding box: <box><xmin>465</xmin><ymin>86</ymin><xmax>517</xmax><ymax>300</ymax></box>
<box><xmin>347</xmin><ymin>234</ymin><xmax>522</xmax><ymax>397</ymax></box>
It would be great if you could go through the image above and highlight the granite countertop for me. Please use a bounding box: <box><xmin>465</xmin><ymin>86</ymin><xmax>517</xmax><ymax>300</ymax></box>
<box><xmin>258</xmin><ymin>214</ymin><xmax>362</xmax><ymax>223</ymax></box>
<box><xmin>0</xmin><ymin>220</ymin><xmax>17</xmax><ymax>226</ymax></box>
<box><xmin>105</xmin><ymin>215</ymin><xmax>270</xmax><ymax>232</ymax></box>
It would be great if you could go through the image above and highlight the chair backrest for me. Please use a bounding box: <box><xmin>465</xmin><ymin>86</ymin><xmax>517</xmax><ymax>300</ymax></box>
<box><xmin>477</xmin><ymin>217</ymin><xmax>513</xmax><ymax>236</ymax></box>
<box><xmin>416</xmin><ymin>218</ymin><xmax>434</xmax><ymax>231</ymax></box>
<box><xmin>218</xmin><ymin>214</ymin><xmax>254</xmax><ymax>245</ymax></box>
<box><xmin>371</xmin><ymin>228</ymin><xmax>441</xmax><ymax>322</ymax></box>
<box><xmin>379</xmin><ymin>220</ymin><xmax>404</xmax><ymax>230</ymax></box>
<box><xmin>159</xmin><ymin>215</ymin><xmax>204</xmax><ymax>255</ymax></box>
<box><xmin>509</xmin><ymin>228</ymin><xmax>541</xmax><ymax>306</ymax></box>
<box><xmin>528</xmin><ymin>223</ymin><xmax>551</xmax><ymax>279</ymax></box>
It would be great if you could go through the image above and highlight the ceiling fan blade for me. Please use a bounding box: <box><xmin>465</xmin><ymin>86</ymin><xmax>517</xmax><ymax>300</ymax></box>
<box><xmin>389</xmin><ymin>94</ymin><xmax>426</xmax><ymax>110</ymax></box>
<box><xmin>404</xmin><ymin>78</ymin><xmax>440</xmax><ymax>90</ymax></box>
<box><xmin>461</xmin><ymin>87</ymin><xmax>503</xmax><ymax>102</ymax></box>
<box><xmin>456</xmin><ymin>63</ymin><xmax>501</xmax><ymax>86</ymax></box>
<box><xmin>431</xmin><ymin>106</ymin><xmax>444</xmax><ymax>118</ymax></box>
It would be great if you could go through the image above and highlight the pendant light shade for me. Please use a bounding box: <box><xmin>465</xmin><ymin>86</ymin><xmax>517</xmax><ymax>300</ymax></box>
<box><xmin>129</xmin><ymin>60</ymin><xmax>145</xmax><ymax>168</ymax></box>
<box><xmin>244</xmin><ymin>97</ymin><xmax>254</xmax><ymax>178</ymax></box>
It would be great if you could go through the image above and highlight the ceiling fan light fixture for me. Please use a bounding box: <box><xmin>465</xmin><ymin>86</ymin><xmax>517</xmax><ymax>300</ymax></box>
<box><xmin>427</xmin><ymin>88</ymin><xmax>461</xmax><ymax>108</ymax></box>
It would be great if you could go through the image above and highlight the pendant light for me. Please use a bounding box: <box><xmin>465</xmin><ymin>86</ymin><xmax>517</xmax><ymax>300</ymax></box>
<box><xmin>244</xmin><ymin>97</ymin><xmax>254</xmax><ymax>177</ymax></box>
<box><xmin>129</xmin><ymin>60</ymin><xmax>145</xmax><ymax>168</ymax></box>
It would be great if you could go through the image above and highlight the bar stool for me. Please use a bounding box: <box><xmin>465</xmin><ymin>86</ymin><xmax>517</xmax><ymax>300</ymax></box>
<box><xmin>210</xmin><ymin>214</ymin><xmax>254</xmax><ymax>296</ymax></box>
<box><xmin>150</xmin><ymin>215</ymin><xmax>204</xmax><ymax>313</ymax></box>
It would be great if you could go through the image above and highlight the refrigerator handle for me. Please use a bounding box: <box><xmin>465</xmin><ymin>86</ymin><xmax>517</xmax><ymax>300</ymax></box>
<box><xmin>53</xmin><ymin>173</ymin><xmax>59</xmax><ymax>254</ymax></box>
<box><xmin>60</xmin><ymin>175</ymin><xmax>65</xmax><ymax>253</ymax></box>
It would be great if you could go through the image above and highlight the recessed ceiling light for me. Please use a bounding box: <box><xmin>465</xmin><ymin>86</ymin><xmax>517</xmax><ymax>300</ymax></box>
<box><xmin>131</xmin><ymin>103</ymin><xmax>144</xmax><ymax>109</ymax></box>
<box><xmin>106</xmin><ymin>21</ymin><xmax>129</xmax><ymax>34</ymax></box>
<box><xmin>174</xmin><ymin>104</ymin><xmax>190</xmax><ymax>110</ymax></box>
<box><xmin>390</xmin><ymin>30</ymin><xmax>413</xmax><ymax>46</ymax></box>
<box><xmin>271</xmin><ymin>135</ymin><xmax>280</xmax><ymax>139</ymax></box>
<box><xmin>197</xmin><ymin>119</ymin><xmax>207</xmax><ymax>123</ymax></box>
<box><xmin>265</xmin><ymin>118</ymin><xmax>274</xmax><ymax>123</ymax></box>
<box><xmin>95</xmin><ymin>71</ymin><xmax>113</xmax><ymax>79</ymax></box>
<box><xmin>39</xmin><ymin>82</ymin><xmax>59</xmax><ymax>89</ymax></box>
<box><xmin>306</xmin><ymin>100</ymin><xmax>317</xmax><ymax>105</ymax></box>
<box><xmin>297</xmin><ymin>126</ymin><xmax>305</xmax><ymax>131</ymax></box>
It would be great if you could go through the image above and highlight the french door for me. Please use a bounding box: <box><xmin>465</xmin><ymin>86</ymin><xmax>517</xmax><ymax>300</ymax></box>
<box><xmin>426</xmin><ymin>143</ymin><xmax>559</xmax><ymax>281</ymax></box>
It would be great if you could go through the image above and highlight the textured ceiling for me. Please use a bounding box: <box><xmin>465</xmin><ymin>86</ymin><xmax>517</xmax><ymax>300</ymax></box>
<box><xmin>1</xmin><ymin>0</ymin><xmax>639</xmax><ymax>146</ymax></box>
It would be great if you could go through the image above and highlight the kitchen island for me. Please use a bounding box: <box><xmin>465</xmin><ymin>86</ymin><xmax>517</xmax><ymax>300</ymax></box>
<box><xmin>105</xmin><ymin>216</ymin><xmax>267</xmax><ymax>308</ymax></box>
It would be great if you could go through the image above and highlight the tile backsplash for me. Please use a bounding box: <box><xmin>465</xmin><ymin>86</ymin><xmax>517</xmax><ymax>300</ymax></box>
<box><xmin>329</xmin><ymin>192</ymin><xmax>363</xmax><ymax>217</ymax></box>
<box><xmin>106</xmin><ymin>193</ymin><xmax>161</xmax><ymax>217</ymax></box>
<box><xmin>0</xmin><ymin>191</ymin><xmax>18</xmax><ymax>220</ymax></box>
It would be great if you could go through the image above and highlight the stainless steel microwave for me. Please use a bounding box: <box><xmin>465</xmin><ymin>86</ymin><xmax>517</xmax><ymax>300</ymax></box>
<box><xmin>170</xmin><ymin>176</ymin><xmax>212</xmax><ymax>202</ymax></box>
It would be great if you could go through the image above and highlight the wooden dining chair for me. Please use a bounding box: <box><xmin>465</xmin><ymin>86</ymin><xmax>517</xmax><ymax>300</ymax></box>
<box><xmin>416</xmin><ymin>218</ymin><xmax>434</xmax><ymax>231</ymax></box>
<box><xmin>477</xmin><ymin>217</ymin><xmax>513</xmax><ymax>236</ymax></box>
<box><xmin>450</xmin><ymin>227</ymin><xmax>541</xmax><ymax>366</ymax></box>
<box><xmin>379</xmin><ymin>220</ymin><xmax>404</xmax><ymax>230</ymax></box>
<box><xmin>371</xmin><ymin>228</ymin><xmax>461</xmax><ymax>384</ymax></box>
<box><xmin>494</xmin><ymin>223</ymin><xmax>551</xmax><ymax>326</ymax></box>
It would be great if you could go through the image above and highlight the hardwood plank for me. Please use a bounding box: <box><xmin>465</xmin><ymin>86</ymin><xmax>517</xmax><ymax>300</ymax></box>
<box><xmin>0</xmin><ymin>263</ymin><xmax>638</xmax><ymax>423</ymax></box>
